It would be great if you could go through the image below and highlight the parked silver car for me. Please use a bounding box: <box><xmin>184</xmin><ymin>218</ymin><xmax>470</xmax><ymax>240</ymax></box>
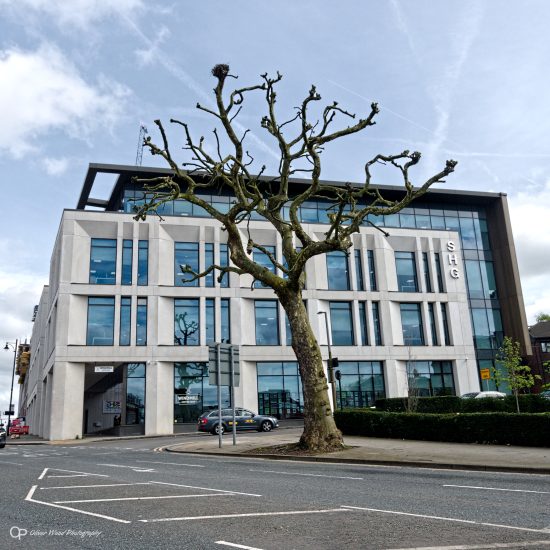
<box><xmin>0</xmin><ymin>426</ymin><xmax>6</xmax><ymax>449</ymax></box>
<box><xmin>198</xmin><ymin>408</ymin><xmax>279</xmax><ymax>435</ymax></box>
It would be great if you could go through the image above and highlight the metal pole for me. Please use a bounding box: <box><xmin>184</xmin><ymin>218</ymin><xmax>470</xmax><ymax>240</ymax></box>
<box><xmin>319</xmin><ymin>312</ymin><xmax>337</xmax><ymax>410</ymax></box>
<box><xmin>7</xmin><ymin>339</ymin><xmax>18</xmax><ymax>437</ymax></box>
<box><xmin>230</xmin><ymin>346</ymin><xmax>236</xmax><ymax>446</ymax></box>
<box><xmin>216</xmin><ymin>343</ymin><xmax>222</xmax><ymax>448</ymax></box>
<box><xmin>338</xmin><ymin>377</ymin><xmax>343</xmax><ymax>411</ymax></box>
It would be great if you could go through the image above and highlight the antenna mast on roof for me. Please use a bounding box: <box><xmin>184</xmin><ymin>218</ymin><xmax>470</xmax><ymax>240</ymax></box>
<box><xmin>135</xmin><ymin>124</ymin><xmax>148</xmax><ymax>166</ymax></box>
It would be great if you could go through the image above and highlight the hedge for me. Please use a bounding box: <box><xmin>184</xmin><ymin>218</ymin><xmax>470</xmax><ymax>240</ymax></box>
<box><xmin>334</xmin><ymin>409</ymin><xmax>550</xmax><ymax>447</ymax></box>
<box><xmin>374</xmin><ymin>394</ymin><xmax>550</xmax><ymax>414</ymax></box>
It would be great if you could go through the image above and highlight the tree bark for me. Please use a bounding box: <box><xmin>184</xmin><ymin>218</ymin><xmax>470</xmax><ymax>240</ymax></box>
<box><xmin>278</xmin><ymin>288</ymin><xmax>344</xmax><ymax>452</ymax></box>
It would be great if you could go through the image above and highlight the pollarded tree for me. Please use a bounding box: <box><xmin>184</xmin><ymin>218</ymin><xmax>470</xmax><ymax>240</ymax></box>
<box><xmin>134</xmin><ymin>64</ymin><xmax>457</xmax><ymax>452</ymax></box>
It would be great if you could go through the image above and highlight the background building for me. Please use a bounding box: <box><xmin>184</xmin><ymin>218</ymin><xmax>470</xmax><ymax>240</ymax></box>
<box><xmin>20</xmin><ymin>163</ymin><xmax>530</xmax><ymax>440</ymax></box>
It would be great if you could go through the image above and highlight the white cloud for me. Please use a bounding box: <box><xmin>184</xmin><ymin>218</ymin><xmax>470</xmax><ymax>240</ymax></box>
<box><xmin>0</xmin><ymin>0</ymin><xmax>145</xmax><ymax>29</ymax></box>
<box><xmin>42</xmin><ymin>157</ymin><xmax>69</xmax><ymax>176</ymax></box>
<box><xmin>0</xmin><ymin>44</ymin><xmax>131</xmax><ymax>158</ymax></box>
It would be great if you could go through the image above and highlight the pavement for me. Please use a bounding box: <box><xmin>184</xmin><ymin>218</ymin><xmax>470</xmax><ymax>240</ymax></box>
<box><xmin>6</xmin><ymin>421</ymin><xmax>550</xmax><ymax>473</ymax></box>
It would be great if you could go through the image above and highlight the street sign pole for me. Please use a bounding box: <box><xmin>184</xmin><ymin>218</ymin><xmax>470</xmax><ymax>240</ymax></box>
<box><xmin>216</xmin><ymin>343</ymin><xmax>222</xmax><ymax>448</ymax></box>
<box><xmin>231</xmin><ymin>345</ymin><xmax>236</xmax><ymax>446</ymax></box>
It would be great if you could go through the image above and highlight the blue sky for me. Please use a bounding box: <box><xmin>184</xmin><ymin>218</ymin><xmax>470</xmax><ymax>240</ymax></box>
<box><xmin>1</xmin><ymin>0</ymin><xmax>549</xmax><ymax>413</ymax></box>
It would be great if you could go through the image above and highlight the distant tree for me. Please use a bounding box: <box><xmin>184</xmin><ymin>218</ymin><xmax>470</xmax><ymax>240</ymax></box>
<box><xmin>496</xmin><ymin>336</ymin><xmax>541</xmax><ymax>412</ymax></box>
<box><xmin>133</xmin><ymin>64</ymin><xmax>457</xmax><ymax>452</ymax></box>
<box><xmin>535</xmin><ymin>312</ymin><xmax>550</xmax><ymax>322</ymax></box>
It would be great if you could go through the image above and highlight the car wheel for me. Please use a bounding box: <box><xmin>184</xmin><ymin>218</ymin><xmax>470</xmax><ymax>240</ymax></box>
<box><xmin>260</xmin><ymin>420</ymin><xmax>273</xmax><ymax>432</ymax></box>
<box><xmin>211</xmin><ymin>424</ymin><xmax>225</xmax><ymax>435</ymax></box>
<box><xmin>0</xmin><ymin>443</ymin><xmax>5</xmax><ymax>449</ymax></box>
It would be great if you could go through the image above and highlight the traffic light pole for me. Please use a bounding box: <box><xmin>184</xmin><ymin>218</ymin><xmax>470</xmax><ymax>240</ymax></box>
<box><xmin>318</xmin><ymin>312</ymin><xmax>338</xmax><ymax>411</ymax></box>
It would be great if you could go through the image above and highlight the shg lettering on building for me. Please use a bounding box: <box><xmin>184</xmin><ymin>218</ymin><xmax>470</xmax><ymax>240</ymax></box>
<box><xmin>447</xmin><ymin>240</ymin><xmax>460</xmax><ymax>279</ymax></box>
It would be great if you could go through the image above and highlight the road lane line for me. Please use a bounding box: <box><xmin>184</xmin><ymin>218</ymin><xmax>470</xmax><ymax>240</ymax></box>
<box><xmin>388</xmin><ymin>542</ymin><xmax>550</xmax><ymax>549</ymax></box>
<box><xmin>54</xmin><ymin>493</ymin><xmax>233</xmax><ymax>504</ymax></box>
<box><xmin>135</xmin><ymin>460</ymin><xmax>205</xmax><ymax>468</ymax></box>
<box><xmin>150</xmin><ymin>481</ymin><xmax>262</xmax><ymax>497</ymax></box>
<box><xmin>216</xmin><ymin>542</ymin><xmax>264</xmax><ymax>550</ymax></box>
<box><xmin>43</xmin><ymin>468</ymin><xmax>109</xmax><ymax>478</ymax></box>
<box><xmin>140</xmin><ymin>508</ymin><xmax>350</xmax><ymax>523</ymax></box>
<box><xmin>25</xmin><ymin>485</ymin><xmax>130</xmax><ymax>524</ymax></box>
<box><xmin>443</xmin><ymin>484</ymin><xmax>550</xmax><ymax>495</ymax></box>
<box><xmin>97</xmin><ymin>463</ymin><xmax>155</xmax><ymax>472</ymax></box>
<box><xmin>340</xmin><ymin>506</ymin><xmax>550</xmax><ymax>534</ymax></box>
<box><xmin>40</xmin><ymin>483</ymin><xmax>152</xmax><ymax>490</ymax></box>
<box><xmin>0</xmin><ymin>460</ymin><xmax>24</xmax><ymax>466</ymax></box>
<box><xmin>249</xmin><ymin>469</ymin><xmax>363</xmax><ymax>480</ymax></box>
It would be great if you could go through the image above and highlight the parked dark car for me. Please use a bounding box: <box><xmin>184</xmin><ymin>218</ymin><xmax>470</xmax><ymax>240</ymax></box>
<box><xmin>198</xmin><ymin>408</ymin><xmax>279</xmax><ymax>435</ymax></box>
<box><xmin>0</xmin><ymin>426</ymin><xmax>6</xmax><ymax>449</ymax></box>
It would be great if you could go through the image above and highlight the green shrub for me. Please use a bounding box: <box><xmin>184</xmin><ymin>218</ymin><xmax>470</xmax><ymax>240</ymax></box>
<box><xmin>375</xmin><ymin>396</ymin><xmax>462</xmax><ymax>413</ymax></box>
<box><xmin>334</xmin><ymin>409</ymin><xmax>550</xmax><ymax>447</ymax></box>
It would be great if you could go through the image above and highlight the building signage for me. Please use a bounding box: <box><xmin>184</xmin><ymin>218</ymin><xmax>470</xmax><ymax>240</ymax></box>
<box><xmin>176</xmin><ymin>394</ymin><xmax>200</xmax><ymax>405</ymax></box>
<box><xmin>31</xmin><ymin>305</ymin><xmax>39</xmax><ymax>322</ymax></box>
<box><xmin>447</xmin><ymin>240</ymin><xmax>460</xmax><ymax>279</ymax></box>
<box><xmin>95</xmin><ymin>366</ymin><xmax>114</xmax><ymax>373</ymax></box>
<box><xmin>103</xmin><ymin>400</ymin><xmax>121</xmax><ymax>414</ymax></box>
<box><xmin>480</xmin><ymin>368</ymin><xmax>491</xmax><ymax>380</ymax></box>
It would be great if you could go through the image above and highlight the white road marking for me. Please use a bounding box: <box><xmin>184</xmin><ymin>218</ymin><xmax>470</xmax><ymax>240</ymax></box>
<box><xmin>388</xmin><ymin>542</ymin><xmax>550</xmax><ymax>550</ymax></box>
<box><xmin>135</xmin><ymin>460</ymin><xmax>205</xmax><ymax>468</ymax></box>
<box><xmin>54</xmin><ymin>493</ymin><xmax>233</xmax><ymax>504</ymax></box>
<box><xmin>39</xmin><ymin>467</ymin><xmax>108</xmax><ymax>479</ymax></box>
<box><xmin>215</xmin><ymin>541</ymin><xmax>264</xmax><ymax>550</ymax></box>
<box><xmin>140</xmin><ymin>508</ymin><xmax>350</xmax><ymax>523</ymax></box>
<box><xmin>25</xmin><ymin>485</ymin><xmax>130</xmax><ymax>524</ymax></box>
<box><xmin>38</xmin><ymin>467</ymin><xmax>48</xmax><ymax>480</ymax></box>
<box><xmin>97</xmin><ymin>463</ymin><xmax>155</xmax><ymax>472</ymax></box>
<box><xmin>340</xmin><ymin>506</ymin><xmax>550</xmax><ymax>534</ymax></box>
<box><xmin>40</xmin><ymin>483</ymin><xmax>152</xmax><ymax>490</ymax></box>
<box><xmin>150</xmin><ymin>481</ymin><xmax>261</xmax><ymax>497</ymax></box>
<box><xmin>443</xmin><ymin>484</ymin><xmax>550</xmax><ymax>495</ymax></box>
<box><xmin>0</xmin><ymin>459</ymin><xmax>23</xmax><ymax>466</ymax></box>
<box><xmin>249</xmin><ymin>469</ymin><xmax>363</xmax><ymax>480</ymax></box>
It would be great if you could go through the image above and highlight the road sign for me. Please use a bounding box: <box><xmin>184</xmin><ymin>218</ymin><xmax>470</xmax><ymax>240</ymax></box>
<box><xmin>208</xmin><ymin>344</ymin><xmax>240</xmax><ymax>387</ymax></box>
<box><xmin>480</xmin><ymin>368</ymin><xmax>491</xmax><ymax>380</ymax></box>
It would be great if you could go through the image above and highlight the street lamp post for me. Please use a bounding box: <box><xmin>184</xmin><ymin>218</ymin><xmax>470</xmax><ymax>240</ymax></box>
<box><xmin>4</xmin><ymin>339</ymin><xmax>18</xmax><ymax>436</ymax></box>
<box><xmin>317</xmin><ymin>312</ymin><xmax>337</xmax><ymax>410</ymax></box>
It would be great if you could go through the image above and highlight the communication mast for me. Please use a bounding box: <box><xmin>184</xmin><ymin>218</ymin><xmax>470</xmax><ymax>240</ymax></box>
<box><xmin>135</xmin><ymin>124</ymin><xmax>148</xmax><ymax>166</ymax></box>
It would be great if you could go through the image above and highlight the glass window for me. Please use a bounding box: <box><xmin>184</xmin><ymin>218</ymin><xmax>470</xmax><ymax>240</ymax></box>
<box><xmin>471</xmin><ymin>308</ymin><xmax>491</xmax><ymax>349</ymax></box>
<box><xmin>440</xmin><ymin>303</ymin><xmax>451</xmax><ymax>346</ymax></box>
<box><xmin>255</xmin><ymin>300</ymin><xmax>279</xmax><ymax>345</ymax></box>
<box><xmin>205</xmin><ymin>243</ymin><xmax>215</xmax><ymax>287</ymax></box>
<box><xmin>327</xmin><ymin>252</ymin><xmax>350</xmax><ymax>290</ymax></box>
<box><xmin>459</xmin><ymin>217</ymin><xmax>477</xmax><ymax>249</ymax></box>
<box><xmin>221</xmin><ymin>298</ymin><xmax>230</xmax><ymax>343</ymax></box>
<box><xmin>126</xmin><ymin>363</ymin><xmax>146</xmax><ymax>425</ymax></box>
<box><xmin>372</xmin><ymin>302</ymin><xmax>382</xmax><ymax>346</ymax></box>
<box><xmin>465</xmin><ymin>260</ymin><xmax>484</xmax><ymax>299</ymax></box>
<box><xmin>285</xmin><ymin>312</ymin><xmax>292</xmax><ymax>346</ymax></box>
<box><xmin>407</xmin><ymin>360</ymin><xmax>455</xmax><ymax>397</ymax></box>
<box><xmin>359</xmin><ymin>302</ymin><xmax>368</xmax><ymax>346</ymax></box>
<box><xmin>87</xmin><ymin>297</ymin><xmax>115</xmax><ymax>346</ymax></box>
<box><xmin>175</xmin><ymin>243</ymin><xmax>199</xmax><ymax>287</ymax></box>
<box><xmin>335</xmin><ymin>361</ymin><xmax>385</xmax><ymax>409</ymax></box>
<box><xmin>354</xmin><ymin>250</ymin><xmax>364</xmax><ymax>291</ymax></box>
<box><xmin>206</xmin><ymin>298</ymin><xmax>215</xmax><ymax>343</ymax></box>
<box><xmin>480</xmin><ymin>261</ymin><xmax>498</xmax><ymax>299</ymax></box>
<box><xmin>174</xmin><ymin>299</ymin><xmax>200</xmax><ymax>346</ymax></box>
<box><xmin>428</xmin><ymin>303</ymin><xmax>438</xmax><ymax>346</ymax></box>
<box><xmin>220</xmin><ymin>243</ymin><xmax>229</xmax><ymax>288</ymax></box>
<box><xmin>253</xmin><ymin>246</ymin><xmax>276</xmax><ymax>288</ymax></box>
<box><xmin>122</xmin><ymin>240</ymin><xmax>133</xmax><ymax>285</ymax></box>
<box><xmin>367</xmin><ymin>250</ymin><xmax>377</xmax><ymax>291</ymax></box>
<box><xmin>89</xmin><ymin>239</ymin><xmax>116</xmax><ymax>285</ymax></box>
<box><xmin>257</xmin><ymin>361</ymin><xmax>303</xmax><ymax>419</ymax></box>
<box><xmin>120</xmin><ymin>297</ymin><xmax>131</xmax><ymax>346</ymax></box>
<box><xmin>400</xmin><ymin>303</ymin><xmax>424</xmax><ymax>346</ymax></box>
<box><xmin>395</xmin><ymin>252</ymin><xmax>418</xmax><ymax>292</ymax></box>
<box><xmin>329</xmin><ymin>302</ymin><xmax>354</xmax><ymax>346</ymax></box>
<box><xmin>137</xmin><ymin>241</ymin><xmax>148</xmax><ymax>286</ymax></box>
<box><xmin>422</xmin><ymin>252</ymin><xmax>432</xmax><ymax>293</ymax></box>
<box><xmin>135</xmin><ymin>298</ymin><xmax>147</xmax><ymax>346</ymax></box>
<box><xmin>434</xmin><ymin>252</ymin><xmax>444</xmax><ymax>292</ymax></box>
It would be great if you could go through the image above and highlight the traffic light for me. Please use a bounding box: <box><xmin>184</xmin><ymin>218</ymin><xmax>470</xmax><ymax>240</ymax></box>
<box><xmin>330</xmin><ymin>357</ymin><xmax>339</xmax><ymax>370</ymax></box>
<box><xmin>334</xmin><ymin>369</ymin><xmax>341</xmax><ymax>381</ymax></box>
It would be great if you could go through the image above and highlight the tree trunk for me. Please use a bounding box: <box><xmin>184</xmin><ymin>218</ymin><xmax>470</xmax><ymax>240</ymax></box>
<box><xmin>278</xmin><ymin>289</ymin><xmax>345</xmax><ymax>452</ymax></box>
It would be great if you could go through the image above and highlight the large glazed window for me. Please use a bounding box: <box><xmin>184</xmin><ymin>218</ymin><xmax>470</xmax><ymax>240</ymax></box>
<box><xmin>89</xmin><ymin>239</ymin><xmax>116</xmax><ymax>285</ymax></box>
<box><xmin>329</xmin><ymin>302</ymin><xmax>354</xmax><ymax>345</ymax></box>
<box><xmin>400</xmin><ymin>303</ymin><xmax>425</xmax><ymax>346</ymax></box>
<box><xmin>121</xmin><ymin>240</ymin><xmax>133</xmax><ymax>285</ymax></box>
<box><xmin>253</xmin><ymin>246</ymin><xmax>276</xmax><ymax>288</ymax></box>
<box><xmin>257</xmin><ymin>361</ymin><xmax>303</xmax><ymax>419</ymax></box>
<box><xmin>372</xmin><ymin>301</ymin><xmax>382</xmax><ymax>345</ymax></box>
<box><xmin>126</xmin><ymin>363</ymin><xmax>146</xmax><ymax>425</ymax></box>
<box><xmin>175</xmin><ymin>242</ymin><xmax>199</xmax><ymax>287</ymax></box>
<box><xmin>335</xmin><ymin>361</ymin><xmax>385</xmax><ymax>409</ymax></box>
<box><xmin>220</xmin><ymin>243</ymin><xmax>230</xmax><ymax>288</ymax></box>
<box><xmin>205</xmin><ymin>243</ymin><xmax>215</xmax><ymax>287</ymax></box>
<box><xmin>326</xmin><ymin>251</ymin><xmax>350</xmax><ymax>290</ymax></box>
<box><xmin>367</xmin><ymin>250</ymin><xmax>377</xmax><ymax>291</ymax></box>
<box><xmin>137</xmin><ymin>241</ymin><xmax>148</xmax><ymax>286</ymax></box>
<box><xmin>255</xmin><ymin>300</ymin><xmax>279</xmax><ymax>345</ymax></box>
<box><xmin>354</xmin><ymin>250</ymin><xmax>364</xmax><ymax>291</ymax></box>
<box><xmin>120</xmin><ymin>297</ymin><xmax>131</xmax><ymax>346</ymax></box>
<box><xmin>174</xmin><ymin>299</ymin><xmax>200</xmax><ymax>346</ymax></box>
<box><xmin>136</xmin><ymin>298</ymin><xmax>147</xmax><ymax>346</ymax></box>
<box><xmin>407</xmin><ymin>360</ymin><xmax>455</xmax><ymax>396</ymax></box>
<box><xmin>87</xmin><ymin>297</ymin><xmax>115</xmax><ymax>345</ymax></box>
<box><xmin>221</xmin><ymin>298</ymin><xmax>231</xmax><ymax>343</ymax></box>
<box><xmin>395</xmin><ymin>251</ymin><xmax>418</xmax><ymax>292</ymax></box>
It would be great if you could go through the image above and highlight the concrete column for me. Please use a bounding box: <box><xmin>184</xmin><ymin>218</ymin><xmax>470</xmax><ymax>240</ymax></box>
<box><xmin>145</xmin><ymin>361</ymin><xmax>174</xmax><ymax>436</ymax></box>
<box><xmin>44</xmin><ymin>371</ymin><xmax>54</xmax><ymax>439</ymax></box>
<box><xmin>48</xmin><ymin>362</ymin><xmax>85</xmax><ymax>441</ymax></box>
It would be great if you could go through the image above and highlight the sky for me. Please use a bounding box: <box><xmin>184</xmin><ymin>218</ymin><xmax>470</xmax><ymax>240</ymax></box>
<box><xmin>1</xmin><ymin>0</ymin><xmax>549</xmax><ymax>416</ymax></box>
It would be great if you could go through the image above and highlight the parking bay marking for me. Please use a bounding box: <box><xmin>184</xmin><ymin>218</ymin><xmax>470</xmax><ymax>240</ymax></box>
<box><xmin>40</xmin><ymin>483</ymin><xmax>152</xmax><ymax>490</ymax></box>
<box><xmin>97</xmin><ymin>463</ymin><xmax>155</xmax><ymax>472</ymax></box>
<box><xmin>135</xmin><ymin>460</ymin><xmax>205</xmax><ymax>468</ymax></box>
<box><xmin>388</xmin><ymin>542</ymin><xmax>550</xmax><ymax>549</ymax></box>
<box><xmin>150</xmin><ymin>481</ymin><xmax>262</xmax><ymax>498</ymax></box>
<box><xmin>249</xmin><ymin>469</ymin><xmax>363</xmax><ymax>480</ymax></box>
<box><xmin>54</xmin><ymin>493</ymin><xmax>235</xmax><ymax>504</ymax></box>
<box><xmin>340</xmin><ymin>505</ymin><xmax>550</xmax><ymax>534</ymax></box>
<box><xmin>216</xmin><ymin>542</ymin><xmax>264</xmax><ymax>550</ymax></box>
<box><xmin>38</xmin><ymin>467</ymin><xmax>109</xmax><ymax>480</ymax></box>
<box><xmin>443</xmin><ymin>484</ymin><xmax>550</xmax><ymax>495</ymax></box>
